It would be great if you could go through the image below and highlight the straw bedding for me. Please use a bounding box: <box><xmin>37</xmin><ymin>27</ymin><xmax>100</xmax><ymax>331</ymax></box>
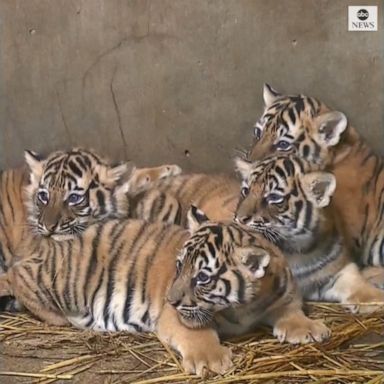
<box><xmin>1</xmin><ymin>303</ymin><xmax>383</xmax><ymax>384</ymax></box>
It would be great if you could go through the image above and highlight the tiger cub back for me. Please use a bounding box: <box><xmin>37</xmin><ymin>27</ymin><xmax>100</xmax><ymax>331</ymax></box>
<box><xmin>143</xmin><ymin>173</ymin><xmax>240</xmax><ymax>226</ymax></box>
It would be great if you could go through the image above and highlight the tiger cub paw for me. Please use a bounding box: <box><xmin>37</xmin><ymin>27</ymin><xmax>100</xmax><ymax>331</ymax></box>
<box><xmin>181</xmin><ymin>343</ymin><xmax>232</xmax><ymax>377</ymax></box>
<box><xmin>361</xmin><ymin>266</ymin><xmax>384</xmax><ymax>290</ymax></box>
<box><xmin>162</xmin><ymin>164</ymin><xmax>182</xmax><ymax>177</ymax></box>
<box><xmin>347</xmin><ymin>288</ymin><xmax>384</xmax><ymax>314</ymax></box>
<box><xmin>273</xmin><ymin>317</ymin><xmax>331</xmax><ymax>344</ymax></box>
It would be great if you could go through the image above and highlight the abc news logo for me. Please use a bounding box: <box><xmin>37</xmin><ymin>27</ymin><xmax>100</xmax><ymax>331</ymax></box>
<box><xmin>348</xmin><ymin>6</ymin><xmax>378</xmax><ymax>31</ymax></box>
<box><xmin>357</xmin><ymin>9</ymin><xmax>369</xmax><ymax>20</ymax></box>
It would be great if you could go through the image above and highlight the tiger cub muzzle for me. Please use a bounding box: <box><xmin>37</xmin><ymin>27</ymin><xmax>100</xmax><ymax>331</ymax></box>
<box><xmin>167</xmin><ymin>269</ymin><xmax>216</xmax><ymax>328</ymax></box>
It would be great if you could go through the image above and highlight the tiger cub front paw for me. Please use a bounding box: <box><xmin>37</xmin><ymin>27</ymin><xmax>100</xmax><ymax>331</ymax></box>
<box><xmin>361</xmin><ymin>266</ymin><xmax>384</xmax><ymax>290</ymax></box>
<box><xmin>347</xmin><ymin>287</ymin><xmax>384</xmax><ymax>314</ymax></box>
<box><xmin>181</xmin><ymin>343</ymin><xmax>232</xmax><ymax>377</ymax></box>
<box><xmin>273</xmin><ymin>316</ymin><xmax>331</xmax><ymax>344</ymax></box>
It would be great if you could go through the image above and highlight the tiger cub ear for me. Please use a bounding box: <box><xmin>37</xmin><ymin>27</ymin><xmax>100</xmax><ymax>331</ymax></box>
<box><xmin>239</xmin><ymin>247</ymin><xmax>270</xmax><ymax>280</ymax></box>
<box><xmin>314</xmin><ymin>111</ymin><xmax>347</xmax><ymax>147</ymax></box>
<box><xmin>24</xmin><ymin>150</ymin><xmax>45</xmax><ymax>183</ymax></box>
<box><xmin>234</xmin><ymin>157</ymin><xmax>253</xmax><ymax>180</ymax></box>
<box><xmin>300</xmin><ymin>171</ymin><xmax>336</xmax><ymax>208</ymax></box>
<box><xmin>263</xmin><ymin>83</ymin><xmax>282</xmax><ymax>107</ymax></box>
<box><xmin>187</xmin><ymin>205</ymin><xmax>210</xmax><ymax>233</ymax></box>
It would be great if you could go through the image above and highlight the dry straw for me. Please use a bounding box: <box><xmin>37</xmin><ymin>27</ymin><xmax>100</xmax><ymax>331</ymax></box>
<box><xmin>1</xmin><ymin>303</ymin><xmax>383</xmax><ymax>383</ymax></box>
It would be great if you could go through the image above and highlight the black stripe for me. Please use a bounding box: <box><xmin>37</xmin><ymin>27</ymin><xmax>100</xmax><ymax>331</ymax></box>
<box><xmin>84</xmin><ymin>225</ymin><xmax>103</xmax><ymax>306</ymax></box>
<box><xmin>63</xmin><ymin>241</ymin><xmax>73</xmax><ymax>309</ymax></box>
<box><xmin>96</xmin><ymin>190</ymin><xmax>105</xmax><ymax>214</ymax></box>
<box><xmin>303</xmin><ymin>202</ymin><xmax>312</xmax><ymax>229</ymax></box>
<box><xmin>288</xmin><ymin>108</ymin><xmax>296</xmax><ymax>125</ymax></box>
<box><xmin>123</xmin><ymin>222</ymin><xmax>149</xmax><ymax>323</ymax></box>
<box><xmin>103</xmin><ymin>230</ymin><xmax>128</xmax><ymax>327</ymax></box>
<box><xmin>68</xmin><ymin>160</ymin><xmax>83</xmax><ymax>177</ymax></box>
<box><xmin>233</xmin><ymin>270</ymin><xmax>245</xmax><ymax>303</ymax></box>
<box><xmin>140</xmin><ymin>226</ymin><xmax>170</xmax><ymax>303</ymax></box>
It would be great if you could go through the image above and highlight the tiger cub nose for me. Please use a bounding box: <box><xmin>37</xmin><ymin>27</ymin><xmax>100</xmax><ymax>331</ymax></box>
<box><xmin>45</xmin><ymin>222</ymin><xmax>59</xmax><ymax>233</ymax></box>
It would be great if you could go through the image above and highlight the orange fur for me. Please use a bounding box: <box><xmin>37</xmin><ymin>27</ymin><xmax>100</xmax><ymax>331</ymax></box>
<box><xmin>247</xmin><ymin>84</ymin><xmax>384</xmax><ymax>287</ymax></box>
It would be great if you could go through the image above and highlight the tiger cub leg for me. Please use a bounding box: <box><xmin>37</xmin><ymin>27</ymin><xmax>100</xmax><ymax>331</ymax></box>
<box><xmin>128</xmin><ymin>165</ymin><xmax>182</xmax><ymax>193</ymax></box>
<box><xmin>0</xmin><ymin>273</ymin><xmax>11</xmax><ymax>297</ymax></box>
<box><xmin>265</xmin><ymin>298</ymin><xmax>331</xmax><ymax>344</ymax></box>
<box><xmin>361</xmin><ymin>266</ymin><xmax>384</xmax><ymax>290</ymax></box>
<box><xmin>321</xmin><ymin>263</ymin><xmax>384</xmax><ymax>313</ymax></box>
<box><xmin>1</xmin><ymin>270</ymin><xmax>69</xmax><ymax>326</ymax></box>
<box><xmin>156</xmin><ymin>303</ymin><xmax>232</xmax><ymax>377</ymax></box>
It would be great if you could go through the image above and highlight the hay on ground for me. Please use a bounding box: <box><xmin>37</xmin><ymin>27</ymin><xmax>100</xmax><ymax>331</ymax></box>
<box><xmin>0</xmin><ymin>303</ymin><xmax>383</xmax><ymax>384</ymax></box>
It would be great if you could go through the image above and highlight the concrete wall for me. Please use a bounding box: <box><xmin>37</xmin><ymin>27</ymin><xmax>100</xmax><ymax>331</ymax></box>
<box><xmin>0</xmin><ymin>0</ymin><xmax>382</xmax><ymax>172</ymax></box>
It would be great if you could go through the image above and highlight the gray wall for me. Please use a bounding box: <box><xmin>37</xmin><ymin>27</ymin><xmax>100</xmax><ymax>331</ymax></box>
<box><xmin>0</xmin><ymin>0</ymin><xmax>383</xmax><ymax>172</ymax></box>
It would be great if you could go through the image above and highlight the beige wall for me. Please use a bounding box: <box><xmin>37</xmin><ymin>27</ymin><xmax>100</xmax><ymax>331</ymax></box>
<box><xmin>0</xmin><ymin>0</ymin><xmax>382</xmax><ymax>172</ymax></box>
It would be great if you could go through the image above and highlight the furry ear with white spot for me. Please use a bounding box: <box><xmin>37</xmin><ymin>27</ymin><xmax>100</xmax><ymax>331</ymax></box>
<box><xmin>314</xmin><ymin>111</ymin><xmax>347</xmax><ymax>147</ymax></box>
<box><xmin>24</xmin><ymin>150</ymin><xmax>45</xmax><ymax>185</ymax></box>
<box><xmin>263</xmin><ymin>83</ymin><xmax>282</xmax><ymax>108</ymax></box>
<box><xmin>239</xmin><ymin>247</ymin><xmax>270</xmax><ymax>280</ymax></box>
<box><xmin>301</xmin><ymin>171</ymin><xmax>336</xmax><ymax>208</ymax></box>
<box><xmin>234</xmin><ymin>157</ymin><xmax>254</xmax><ymax>180</ymax></box>
<box><xmin>187</xmin><ymin>205</ymin><xmax>210</xmax><ymax>233</ymax></box>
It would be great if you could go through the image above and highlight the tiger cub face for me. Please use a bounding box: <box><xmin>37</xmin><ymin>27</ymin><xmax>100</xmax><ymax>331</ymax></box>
<box><xmin>24</xmin><ymin>148</ymin><xmax>131</xmax><ymax>239</ymax></box>
<box><xmin>247</xmin><ymin>84</ymin><xmax>348</xmax><ymax>166</ymax></box>
<box><xmin>234</xmin><ymin>155</ymin><xmax>336</xmax><ymax>245</ymax></box>
<box><xmin>168</xmin><ymin>207</ymin><xmax>277</xmax><ymax>329</ymax></box>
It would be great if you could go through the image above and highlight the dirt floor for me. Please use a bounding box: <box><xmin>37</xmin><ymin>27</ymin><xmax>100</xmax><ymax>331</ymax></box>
<box><xmin>1</xmin><ymin>304</ymin><xmax>384</xmax><ymax>384</ymax></box>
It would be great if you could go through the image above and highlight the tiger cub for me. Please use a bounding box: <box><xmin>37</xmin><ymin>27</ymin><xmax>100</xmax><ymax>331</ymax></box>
<box><xmin>235</xmin><ymin>154</ymin><xmax>384</xmax><ymax>313</ymax></box>
<box><xmin>1</xmin><ymin>147</ymin><xmax>129</xmax><ymax>274</ymax></box>
<box><xmin>0</xmin><ymin>148</ymin><xmax>180</xmax><ymax>310</ymax></box>
<box><xmin>0</xmin><ymin>210</ymin><xmax>330</xmax><ymax>375</ymax></box>
<box><xmin>168</xmin><ymin>207</ymin><xmax>330</xmax><ymax>343</ymax></box>
<box><xmin>246</xmin><ymin>84</ymin><xmax>384</xmax><ymax>287</ymax></box>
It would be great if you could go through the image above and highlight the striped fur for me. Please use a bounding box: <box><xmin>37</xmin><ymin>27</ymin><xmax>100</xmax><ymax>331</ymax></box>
<box><xmin>235</xmin><ymin>154</ymin><xmax>384</xmax><ymax>313</ymax></box>
<box><xmin>247</xmin><ymin>84</ymin><xmax>384</xmax><ymax>287</ymax></box>
<box><xmin>0</xmin><ymin>168</ymin><xmax>28</xmax><ymax>275</ymax></box>
<box><xmin>168</xmin><ymin>208</ymin><xmax>330</xmax><ymax>343</ymax></box>
<box><xmin>0</xmin><ymin>219</ymin><xmax>234</xmax><ymax>376</ymax></box>
<box><xmin>0</xmin><ymin>215</ymin><xmax>329</xmax><ymax>366</ymax></box>
<box><xmin>0</xmin><ymin>148</ymin><xmax>181</xmax><ymax>271</ymax></box>
<box><xmin>0</xmin><ymin>148</ymin><xmax>182</xmax><ymax>310</ymax></box>
<box><xmin>142</xmin><ymin>173</ymin><xmax>240</xmax><ymax>226</ymax></box>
